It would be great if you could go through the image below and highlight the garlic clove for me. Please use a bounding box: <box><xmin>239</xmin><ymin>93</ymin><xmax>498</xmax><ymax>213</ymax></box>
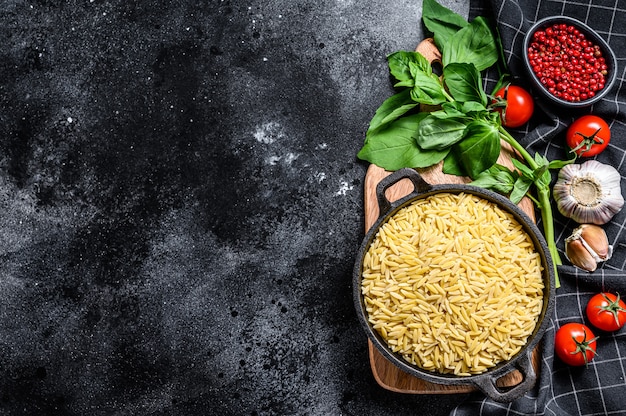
<box><xmin>580</xmin><ymin>224</ymin><xmax>612</xmax><ymax>260</ymax></box>
<box><xmin>554</xmin><ymin>160</ymin><xmax>624</xmax><ymax>225</ymax></box>
<box><xmin>565</xmin><ymin>224</ymin><xmax>613</xmax><ymax>272</ymax></box>
<box><xmin>565</xmin><ymin>238</ymin><xmax>599</xmax><ymax>272</ymax></box>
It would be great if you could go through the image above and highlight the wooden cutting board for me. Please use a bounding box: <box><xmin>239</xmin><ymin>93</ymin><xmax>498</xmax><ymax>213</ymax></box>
<box><xmin>363</xmin><ymin>38</ymin><xmax>540</xmax><ymax>394</ymax></box>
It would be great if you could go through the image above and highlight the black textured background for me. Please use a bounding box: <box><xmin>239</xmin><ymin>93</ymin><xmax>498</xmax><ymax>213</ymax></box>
<box><xmin>0</xmin><ymin>0</ymin><xmax>473</xmax><ymax>415</ymax></box>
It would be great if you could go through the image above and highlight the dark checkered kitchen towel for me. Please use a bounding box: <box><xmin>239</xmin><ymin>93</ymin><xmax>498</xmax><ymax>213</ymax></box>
<box><xmin>450</xmin><ymin>1</ymin><xmax>626</xmax><ymax>415</ymax></box>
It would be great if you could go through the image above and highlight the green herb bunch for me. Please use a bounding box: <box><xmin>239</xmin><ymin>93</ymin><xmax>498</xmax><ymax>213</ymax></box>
<box><xmin>357</xmin><ymin>0</ymin><xmax>570</xmax><ymax>286</ymax></box>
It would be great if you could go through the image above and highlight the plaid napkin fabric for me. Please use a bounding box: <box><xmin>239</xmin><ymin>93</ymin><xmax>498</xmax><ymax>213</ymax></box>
<box><xmin>451</xmin><ymin>1</ymin><xmax>626</xmax><ymax>415</ymax></box>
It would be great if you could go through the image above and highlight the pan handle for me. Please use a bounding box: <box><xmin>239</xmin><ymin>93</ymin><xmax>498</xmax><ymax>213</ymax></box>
<box><xmin>375</xmin><ymin>168</ymin><xmax>432</xmax><ymax>215</ymax></box>
<box><xmin>473</xmin><ymin>347</ymin><xmax>537</xmax><ymax>403</ymax></box>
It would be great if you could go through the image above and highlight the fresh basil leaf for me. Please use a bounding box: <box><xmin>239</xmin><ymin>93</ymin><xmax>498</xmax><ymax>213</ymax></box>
<box><xmin>510</xmin><ymin>176</ymin><xmax>533</xmax><ymax>205</ymax></box>
<box><xmin>443</xmin><ymin>62</ymin><xmax>488</xmax><ymax>105</ymax></box>
<box><xmin>548</xmin><ymin>156</ymin><xmax>576</xmax><ymax>170</ymax></box>
<box><xmin>413</xmin><ymin>146</ymin><xmax>451</xmax><ymax>168</ymax></box>
<box><xmin>411</xmin><ymin>71</ymin><xmax>447</xmax><ymax>105</ymax></box>
<box><xmin>422</xmin><ymin>0</ymin><xmax>469</xmax><ymax>52</ymax></box>
<box><xmin>409</xmin><ymin>53</ymin><xmax>433</xmax><ymax>76</ymax></box>
<box><xmin>537</xmin><ymin>168</ymin><xmax>552</xmax><ymax>188</ymax></box>
<box><xmin>538</xmin><ymin>152</ymin><xmax>576</xmax><ymax>174</ymax></box>
<box><xmin>510</xmin><ymin>158</ymin><xmax>550</xmax><ymax>195</ymax></box>
<box><xmin>461</xmin><ymin>101</ymin><xmax>488</xmax><ymax>114</ymax></box>
<box><xmin>428</xmin><ymin>109</ymin><xmax>452</xmax><ymax>119</ymax></box>
<box><xmin>531</xmin><ymin>154</ymin><xmax>552</xmax><ymax>187</ymax></box>
<box><xmin>442</xmin><ymin>16</ymin><xmax>499</xmax><ymax>71</ymax></box>
<box><xmin>358</xmin><ymin>113</ymin><xmax>446</xmax><ymax>170</ymax></box>
<box><xmin>511</xmin><ymin>158</ymin><xmax>534</xmax><ymax>180</ymax></box>
<box><xmin>534</xmin><ymin>153</ymin><xmax>549</xmax><ymax>166</ymax></box>
<box><xmin>442</xmin><ymin>149</ymin><xmax>467</xmax><ymax>177</ymax></box>
<box><xmin>455</xmin><ymin>120</ymin><xmax>501</xmax><ymax>178</ymax></box>
<box><xmin>534</xmin><ymin>165</ymin><xmax>549</xmax><ymax>183</ymax></box>
<box><xmin>394</xmin><ymin>79</ymin><xmax>415</xmax><ymax>88</ymax></box>
<box><xmin>387</xmin><ymin>51</ymin><xmax>431</xmax><ymax>82</ymax></box>
<box><xmin>366</xmin><ymin>89</ymin><xmax>418</xmax><ymax>136</ymax></box>
<box><xmin>387</xmin><ymin>51</ymin><xmax>414</xmax><ymax>82</ymax></box>
<box><xmin>429</xmin><ymin>102</ymin><xmax>467</xmax><ymax>119</ymax></box>
<box><xmin>416</xmin><ymin>115</ymin><xmax>467</xmax><ymax>150</ymax></box>
<box><xmin>470</xmin><ymin>164</ymin><xmax>516</xmax><ymax>194</ymax></box>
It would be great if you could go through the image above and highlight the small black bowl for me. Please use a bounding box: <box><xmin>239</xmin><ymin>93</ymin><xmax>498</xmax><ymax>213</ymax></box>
<box><xmin>522</xmin><ymin>16</ymin><xmax>617</xmax><ymax>108</ymax></box>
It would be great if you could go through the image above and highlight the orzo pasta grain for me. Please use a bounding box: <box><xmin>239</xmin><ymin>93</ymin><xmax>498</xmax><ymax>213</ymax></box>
<box><xmin>361</xmin><ymin>192</ymin><xmax>544</xmax><ymax>376</ymax></box>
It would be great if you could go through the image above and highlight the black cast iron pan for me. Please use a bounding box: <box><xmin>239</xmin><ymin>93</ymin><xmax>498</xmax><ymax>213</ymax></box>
<box><xmin>353</xmin><ymin>168</ymin><xmax>556</xmax><ymax>403</ymax></box>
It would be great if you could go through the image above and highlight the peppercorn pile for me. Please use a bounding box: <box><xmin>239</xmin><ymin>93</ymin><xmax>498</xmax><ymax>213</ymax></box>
<box><xmin>527</xmin><ymin>23</ymin><xmax>609</xmax><ymax>102</ymax></box>
<box><xmin>453</xmin><ymin>0</ymin><xmax>626</xmax><ymax>414</ymax></box>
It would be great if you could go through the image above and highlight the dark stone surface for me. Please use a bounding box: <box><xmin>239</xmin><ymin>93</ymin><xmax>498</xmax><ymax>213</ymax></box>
<box><xmin>1</xmin><ymin>1</ymin><xmax>471</xmax><ymax>414</ymax></box>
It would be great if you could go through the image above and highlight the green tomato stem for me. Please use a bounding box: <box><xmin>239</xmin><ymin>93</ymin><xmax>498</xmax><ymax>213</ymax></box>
<box><xmin>498</xmin><ymin>126</ymin><xmax>562</xmax><ymax>288</ymax></box>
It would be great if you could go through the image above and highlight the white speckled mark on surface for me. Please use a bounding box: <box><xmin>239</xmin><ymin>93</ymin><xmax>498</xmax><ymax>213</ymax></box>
<box><xmin>336</xmin><ymin>181</ymin><xmax>354</xmax><ymax>196</ymax></box>
<box><xmin>254</xmin><ymin>121</ymin><xmax>283</xmax><ymax>144</ymax></box>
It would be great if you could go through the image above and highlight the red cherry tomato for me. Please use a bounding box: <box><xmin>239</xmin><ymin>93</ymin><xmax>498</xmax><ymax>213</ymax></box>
<box><xmin>494</xmin><ymin>85</ymin><xmax>534</xmax><ymax>128</ymax></box>
<box><xmin>566</xmin><ymin>115</ymin><xmax>610</xmax><ymax>157</ymax></box>
<box><xmin>586</xmin><ymin>293</ymin><xmax>626</xmax><ymax>332</ymax></box>
<box><xmin>554</xmin><ymin>323</ymin><xmax>598</xmax><ymax>366</ymax></box>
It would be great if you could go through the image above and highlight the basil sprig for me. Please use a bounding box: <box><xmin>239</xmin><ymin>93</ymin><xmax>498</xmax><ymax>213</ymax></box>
<box><xmin>358</xmin><ymin>0</ymin><xmax>500</xmax><ymax>178</ymax></box>
<box><xmin>357</xmin><ymin>0</ymin><xmax>571</xmax><ymax>287</ymax></box>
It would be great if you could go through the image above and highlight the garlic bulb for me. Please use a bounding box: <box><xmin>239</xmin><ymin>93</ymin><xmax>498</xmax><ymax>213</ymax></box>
<box><xmin>565</xmin><ymin>224</ymin><xmax>613</xmax><ymax>272</ymax></box>
<box><xmin>554</xmin><ymin>160</ymin><xmax>624</xmax><ymax>224</ymax></box>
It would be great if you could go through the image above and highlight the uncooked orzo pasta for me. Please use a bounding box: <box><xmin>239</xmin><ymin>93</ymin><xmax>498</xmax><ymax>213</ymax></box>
<box><xmin>361</xmin><ymin>192</ymin><xmax>544</xmax><ymax>376</ymax></box>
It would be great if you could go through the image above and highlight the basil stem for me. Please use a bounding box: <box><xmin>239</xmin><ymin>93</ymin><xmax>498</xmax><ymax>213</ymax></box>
<box><xmin>498</xmin><ymin>126</ymin><xmax>562</xmax><ymax>288</ymax></box>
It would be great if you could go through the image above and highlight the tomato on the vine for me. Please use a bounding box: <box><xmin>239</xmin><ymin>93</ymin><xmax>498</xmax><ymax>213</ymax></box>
<box><xmin>586</xmin><ymin>293</ymin><xmax>626</xmax><ymax>332</ymax></box>
<box><xmin>494</xmin><ymin>85</ymin><xmax>534</xmax><ymax>128</ymax></box>
<box><xmin>566</xmin><ymin>115</ymin><xmax>610</xmax><ymax>157</ymax></box>
<box><xmin>554</xmin><ymin>323</ymin><xmax>598</xmax><ymax>366</ymax></box>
